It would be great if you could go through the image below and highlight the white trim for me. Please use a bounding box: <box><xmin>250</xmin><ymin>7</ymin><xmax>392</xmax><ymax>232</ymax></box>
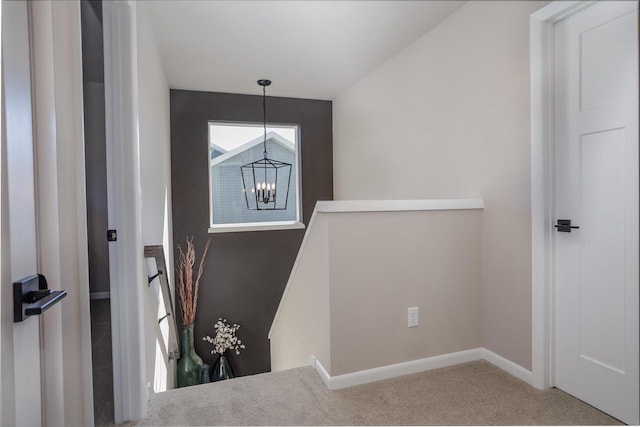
<box><xmin>482</xmin><ymin>348</ymin><xmax>534</xmax><ymax>385</ymax></box>
<box><xmin>208</xmin><ymin>221</ymin><xmax>305</xmax><ymax>234</ymax></box>
<box><xmin>312</xmin><ymin>349</ymin><xmax>483</xmax><ymax>390</ymax></box>
<box><xmin>0</xmin><ymin>0</ymin><xmax>5</xmax><ymax>420</ymax></box>
<box><xmin>90</xmin><ymin>291</ymin><xmax>111</xmax><ymax>300</ymax></box>
<box><xmin>529</xmin><ymin>0</ymin><xmax>594</xmax><ymax>391</ymax></box>
<box><xmin>315</xmin><ymin>198</ymin><xmax>484</xmax><ymax>213</ymax></box>
<box><xmin>310</xmin><ymin>348</ymin><xmax>532</xmax><ymax>391</ymax></box>
<box><xmin>530</xmin><ymin>3</ymin><xmax>556</xmax><ymax>392</ymax></box>
<box><xmin>211</xmin><ymin>143</ymin><xmax>227</xmax><ymax>155</ymax></box>
<box><xmin>209</xmin><ymin>123</ymin><xmax>303</xmax><ymax>229</ymax></box>
<box><xmin>530</xmin><ymin>1</ymin><xmax>594</xmax><ymax>22</ymax></box>
<box><xmin>103</xmin><ymin>1</ymin><xmax>147</xmax><ymax>422</ymax></box>
<box><xmin>310</xmin><ymin>355</ymin><xmax>332</xmax><ymax>389</ymax></box>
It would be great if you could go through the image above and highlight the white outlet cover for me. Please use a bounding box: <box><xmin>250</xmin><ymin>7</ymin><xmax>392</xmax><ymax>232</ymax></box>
<box><xmin>408</xmin><ymin>306</ymin><xmax>419</xmax><ymax>327</ymax></box>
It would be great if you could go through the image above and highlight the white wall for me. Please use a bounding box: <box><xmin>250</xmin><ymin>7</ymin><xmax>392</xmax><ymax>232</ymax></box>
<box><xmin>334</xmin><ymin>1</ymin><xmax>546</xmax><ymax>370</ymax></box>
<box><xmin>136</xmin><ymin>5</ymin><xmax>175</xmax><ymax>392</ymax></box>
<box><xmin>270</xmin><ymin>213</ymin><xmax>331</xmax><ymax>372</ymax></box>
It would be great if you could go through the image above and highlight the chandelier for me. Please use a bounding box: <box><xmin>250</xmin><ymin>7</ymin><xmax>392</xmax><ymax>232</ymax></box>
<box><xmin>240</xmin><ymin>80</ymin><xmax>292</xmax><ymax>210</ymax></box>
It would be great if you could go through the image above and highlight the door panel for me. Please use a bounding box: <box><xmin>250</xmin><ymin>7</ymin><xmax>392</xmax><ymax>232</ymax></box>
<box><xmin>580</xmin><ymin>10</ymin><xmax>637</xmax><ymax>110</ymax></box>
<box><xmin>1</xmin><ymin>1</ymin><xmax>43</xmax><ymax>426</ymax></box>
<box><xmin>554</xmin><ymin>1</ymin><xmax>639</xmax><ymax>424</ymax></box>
<box><xmin>579</xmin><ymin>129</ymin><xmax>625</xmax><ymax>372</ymax></box>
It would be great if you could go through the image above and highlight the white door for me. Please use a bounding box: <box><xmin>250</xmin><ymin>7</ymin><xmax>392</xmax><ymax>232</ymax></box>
<box><xmin>1</xmin><ymin>1</ymin><xmax>43</xmax><ymax>425</ymax></box>
<box><xmin>554</xmin><ymin>1</ymin><xmax>639</xmax><ymax>424</ymax></box>
<box><xmin>3</xmin><ymin>1</ymin><xmax>94</xmax><ymax>426</ymax></box>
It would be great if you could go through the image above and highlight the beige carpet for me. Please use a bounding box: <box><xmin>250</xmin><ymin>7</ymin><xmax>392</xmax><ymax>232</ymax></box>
<box><xmin>137</xmin><ymin>360</ymin><xmax>621</xmax><ymax>426</ymax></box>
<box><xmin>91</xmin><ymin>299</ymin><xmax>115</xmax><ymax>427</ymax></box>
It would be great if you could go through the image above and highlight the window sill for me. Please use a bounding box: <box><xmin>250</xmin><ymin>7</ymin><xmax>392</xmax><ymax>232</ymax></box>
<box><xmin>208</xmin><ymin>221</ymin><xmax>306</xmax><ymax>234</ymax></box>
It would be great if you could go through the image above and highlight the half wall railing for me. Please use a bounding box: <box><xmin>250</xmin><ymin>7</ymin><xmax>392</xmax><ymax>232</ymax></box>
<box><xmin>269</xmin><ymin>199</ymin><xmax>484</xmax><ymax>379</ymax></box>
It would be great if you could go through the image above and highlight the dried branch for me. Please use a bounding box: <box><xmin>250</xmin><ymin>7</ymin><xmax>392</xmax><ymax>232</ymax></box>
<box><xmin>193</xmin><ymin>238</ymin><xmax>211</xmax><ymax>315</ymax></box>
<box><xmin>176</xmin><ymin>237</ymin><xmax>211</xmax><ymax>326</ymax></box>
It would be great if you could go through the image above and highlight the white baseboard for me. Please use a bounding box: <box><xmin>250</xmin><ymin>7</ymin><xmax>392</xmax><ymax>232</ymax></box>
<box><xmin>481</xmin><ymin>348</ymin><xmax>533</xmax><ymax>385</ymax></box>
<box><xmin>90</xmin><ymin>291</ymin><xmax>110</xmax><ymax>300</ymax></box>
<box><xmin>310</xmin><ymin>347</ymin><xmax>532</xmax><ymax>390</ymax></box>
<box><xmin>310</xmin><ymin>355</ymin><xmax>332</xmax><ymax>389</ymax></box>
<box><xmin>311</xmin><ymin>348</ymin><xmax>483</xmax><ymax>390</ymax></box>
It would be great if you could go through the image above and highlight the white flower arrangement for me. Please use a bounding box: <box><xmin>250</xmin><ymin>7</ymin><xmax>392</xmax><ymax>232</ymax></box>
<box><xmin>202</xmin><ymin>318</ymin><xmax>246</xmax><ymax>356</ymax></box>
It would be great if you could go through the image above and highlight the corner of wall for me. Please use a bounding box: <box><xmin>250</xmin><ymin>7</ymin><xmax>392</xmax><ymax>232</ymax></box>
<box><xmin>332</xmin><ymin>0</ymin><xmax>542</xmax><ymax>374</ymax></box>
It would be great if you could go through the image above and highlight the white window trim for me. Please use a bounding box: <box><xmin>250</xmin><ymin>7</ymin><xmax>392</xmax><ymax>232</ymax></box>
<box><xmin>208</xmin><ymin>121</ymin><xmax>303</xmax><ymax>231</ymax></box>
<box><xmin>208</xmin><ymin>220</ymin><xmax>305</xmax><ymax>234</ymax></box>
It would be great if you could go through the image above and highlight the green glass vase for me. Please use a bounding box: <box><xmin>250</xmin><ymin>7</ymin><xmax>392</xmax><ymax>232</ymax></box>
<box><xmin>177</xmin><ymin>324</ymin><xmax>204</xmax><ymax>388</ymax></box>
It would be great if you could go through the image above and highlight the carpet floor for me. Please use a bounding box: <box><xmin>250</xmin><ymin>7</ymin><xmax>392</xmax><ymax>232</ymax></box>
<box><xmin>137</xmin><ymin>360</ymin><xmax>621</xmax><ymax>426</ymax></box>
<box><xmin>91</xmin><ymin>299</ymin><xmax>115</xmax><ymax>427</ymax></box>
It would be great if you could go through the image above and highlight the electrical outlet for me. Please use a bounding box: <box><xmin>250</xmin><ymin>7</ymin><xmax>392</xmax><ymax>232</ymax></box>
<box><xmin>408</xmin><ymin>306</ymin><xmax>419</xmax><ymax>327</ymax></box>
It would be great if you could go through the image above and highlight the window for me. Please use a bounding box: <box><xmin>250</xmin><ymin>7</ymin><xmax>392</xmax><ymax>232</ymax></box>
<box><xmin>208</xmin><ymin>122</ymin><xmax>303</xmax><ymax>232</ymax></box>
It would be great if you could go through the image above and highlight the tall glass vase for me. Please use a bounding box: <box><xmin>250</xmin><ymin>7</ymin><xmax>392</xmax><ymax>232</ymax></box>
<box><xmin>177</xmin><ymin>324</ymin><xmax>203</xmax><ymax>388</ymax></box>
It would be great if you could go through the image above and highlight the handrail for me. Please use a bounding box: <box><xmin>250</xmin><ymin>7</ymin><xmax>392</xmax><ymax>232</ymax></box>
<box><xmin>144</xmin><ymin>245</ymin><xmax>180</xmax><ymax>361</ymax></box>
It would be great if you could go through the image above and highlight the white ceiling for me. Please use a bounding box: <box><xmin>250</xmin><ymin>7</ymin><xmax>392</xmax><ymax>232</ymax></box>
<box><xmin>141</xmin><ymin>1</ymin><xmax>465</xmax><ymax>100</ymax></box>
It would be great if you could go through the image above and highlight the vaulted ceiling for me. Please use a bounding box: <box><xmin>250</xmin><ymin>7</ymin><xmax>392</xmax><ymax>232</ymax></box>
<box><xmin>141</xmin><ymin>1</ymin><xmax>465</xmax><ymax>100</ymax></box>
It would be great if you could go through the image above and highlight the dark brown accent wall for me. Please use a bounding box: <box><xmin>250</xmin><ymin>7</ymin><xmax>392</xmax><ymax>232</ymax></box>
<box><xmin>170</xmin><ymin>89</ymin><xmax>333</xmax><ymax>376</ymax></box>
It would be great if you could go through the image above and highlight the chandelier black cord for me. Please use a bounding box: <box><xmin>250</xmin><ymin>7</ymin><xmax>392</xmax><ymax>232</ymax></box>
<box><xmin>262</xmin><ymin>83</ymin><xmax>268</xmax><ymax>159</ymax></box>
<box><xmin>240</xmin><ymin>79</ymin><xmax>292</xmax><ymax>210</ymax></box>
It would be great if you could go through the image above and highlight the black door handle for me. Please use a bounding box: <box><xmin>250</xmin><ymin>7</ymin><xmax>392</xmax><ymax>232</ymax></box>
<box><xmin>13</xmin><ymin>274</ymin><xmax>67</xmax><ymax>322</ymax></box>
<box><xmin>555</xmin><ymin>219</ymin><xmax>580</xmax><ymax>232</ymax></box>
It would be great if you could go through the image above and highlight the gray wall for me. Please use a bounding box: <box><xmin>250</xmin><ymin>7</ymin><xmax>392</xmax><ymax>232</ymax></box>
<box><xmin>81</xmin><ymin>0</ymin><xmax>110</xmax><ymax>295</ymax></box>
<box><xmin>170</xmin><ymin>89</ymin><xmax>333</xmax><ymax>376</ymax></box>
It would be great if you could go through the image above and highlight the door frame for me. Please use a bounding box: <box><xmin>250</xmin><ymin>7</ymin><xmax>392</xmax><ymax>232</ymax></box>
<box><xmin>102</xmin><ymin>1</ymin><xmax>147</xmax><ymax>422</ymax></box>
<box><xmin>529</xmin><ymin>0</ymin><xmax>637</xmax><ymax>392</ymax></box>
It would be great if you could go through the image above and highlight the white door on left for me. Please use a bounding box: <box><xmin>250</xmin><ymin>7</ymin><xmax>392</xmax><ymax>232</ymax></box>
<box><xmin>2</xmin><ymin>1</ymin><xmax>94</xmax><ymax>426</ymax></box>
<box><xmin>1</xmin><ymin>1</ymin><xmax>43</xmax><ymax>425</ymax></box>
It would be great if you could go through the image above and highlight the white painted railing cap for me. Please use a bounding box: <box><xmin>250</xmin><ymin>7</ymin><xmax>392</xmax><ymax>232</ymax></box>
<box><xmin>315</xmin><ymin>198</ymin><xmax>484</xmax><ymax>213</ymax></box>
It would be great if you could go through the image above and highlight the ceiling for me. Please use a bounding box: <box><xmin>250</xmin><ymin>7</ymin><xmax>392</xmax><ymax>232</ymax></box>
<box><xmin>141</xmin><ymin>1</ymin><xmax>465</xmax><ymax>100</ymax></box>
